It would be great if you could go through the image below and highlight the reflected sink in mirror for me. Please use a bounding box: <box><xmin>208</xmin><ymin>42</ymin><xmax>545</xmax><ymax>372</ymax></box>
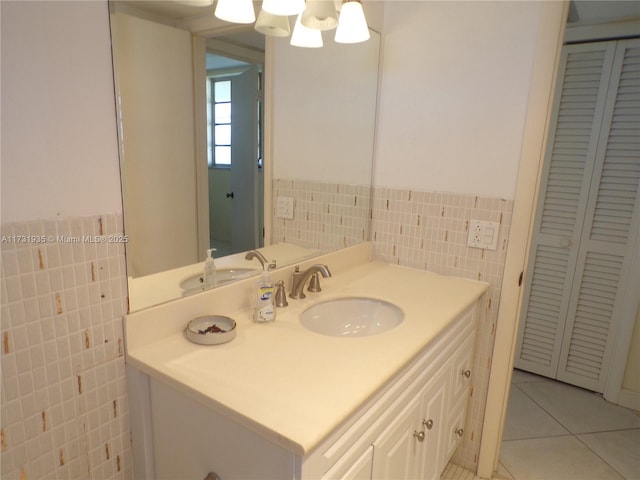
<box><xmin>181</xmin><ymin>268</ymin><xmax>258</xmax><ymax>295</ymax></box>
<box><xmin>300</xmin><ymin>297</ymin><xmax>404</xmax><ymax>338</ymax></box>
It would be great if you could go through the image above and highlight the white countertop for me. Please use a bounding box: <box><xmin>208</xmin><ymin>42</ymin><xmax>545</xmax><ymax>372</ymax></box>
<box><xmin>125</xmin><ymin>251</ymin><xmax>487</xmax><ymax>457</ymax></box>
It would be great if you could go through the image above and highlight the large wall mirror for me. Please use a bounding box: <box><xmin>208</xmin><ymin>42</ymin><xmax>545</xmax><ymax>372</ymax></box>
<box><xmin>109</xmin><ymin>1</ymin><xmax>381</xmax><ymax>311</ymax></box>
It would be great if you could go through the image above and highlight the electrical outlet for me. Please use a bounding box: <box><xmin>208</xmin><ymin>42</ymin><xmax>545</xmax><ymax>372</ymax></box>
<box><xmin>467</xmin><ymin>219</ymin><xmax>500</xmax><ymax>250</ymax></box>
<box><xmin>276</xmin><ymin>196</ymin><xmax>294</xmax><ymax>219</ymax></box>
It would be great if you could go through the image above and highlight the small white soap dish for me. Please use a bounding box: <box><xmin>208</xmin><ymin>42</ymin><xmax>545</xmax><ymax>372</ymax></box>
<box><xmin>186</xmin><ymin>316</ymin><xmax>237</xmax><ymax>345</ymax></box>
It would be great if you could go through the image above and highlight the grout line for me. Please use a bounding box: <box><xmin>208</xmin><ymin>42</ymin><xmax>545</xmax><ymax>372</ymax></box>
<box><xmin>495</xmin><ymin>461</ymin><xmax>517</xmax><ymax>480</ymax></box>
<box><xmin>511</xmin><ymin>379</ymin><xmax>574</xmax><ymax>433</ymax></box>
<box><xmin>572</xmin><ymin>433</ymin><xmax>625</xmax><ymax>479</ymax></box>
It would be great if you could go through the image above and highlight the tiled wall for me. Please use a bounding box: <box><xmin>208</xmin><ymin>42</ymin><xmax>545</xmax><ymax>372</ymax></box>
<box><xmin>371</xmin><ymin>187</ymin><xmax>514</xmax><ymax>471</ymax></box>
<box><xmin>0</xmin><ymin>214</ymin><xmax>132</xmax><ymax>480</ymax></box>
<box><xmin>272</xmin><ymin>179</ymin><xmax>371</xmax><ymax>253</ymax></box>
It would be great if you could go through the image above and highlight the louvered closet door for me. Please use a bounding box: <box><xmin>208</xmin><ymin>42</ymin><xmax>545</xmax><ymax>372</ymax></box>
<box><xmin>516</xmin><ymin>39</ymin><xmax>640</xmax><ymax>391</ymax></box>
<box><xmin>515</xmin><ymin>42</ymin><xmax>617</xmax><ymax>380</ymax></box>
<box><xmin>556</xmin><ymin>39</ymin><xmax>640</xmax><ymax>392</ymax></box>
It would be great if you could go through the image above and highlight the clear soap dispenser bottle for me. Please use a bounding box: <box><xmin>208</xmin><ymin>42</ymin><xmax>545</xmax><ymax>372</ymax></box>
<box><xmin>254</xmin><ymin>267</ymin><xmax>276</xmax><ymax>323</ymax></box>
<box><xmin>203</xmin><ymin>248</ymin><xmax>217</xmax><ymax>289</ymax></box>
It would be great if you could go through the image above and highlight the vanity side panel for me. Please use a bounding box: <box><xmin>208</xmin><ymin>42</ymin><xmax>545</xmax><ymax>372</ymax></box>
<box><xmin>126</xmin><ymin>366</ymin><xmax>156</xmax><ymax>480</ymax></box>
<box><xmin>149</xmin><ymin>379</ymin><xmax>297</xmax><ymax>480</ymax></box>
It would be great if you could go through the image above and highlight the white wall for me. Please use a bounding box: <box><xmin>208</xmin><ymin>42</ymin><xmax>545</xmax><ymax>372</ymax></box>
<box><xmin>1</xmin><ymin>0</ymin><xmax>122</xmax><ymax>223</ymax></box>
<box><xmin>272</xmin><ymin>32</ymin><xmax>380</xmax><ymax>185</ymax></box>
<box><xmin>113</xmin><ymin>12</ymin><xmax>200</xmax><ymax>277</ymax></box>
<box><xmin>374</xmin><ymin>1</ymin><xmax>541</xmax><ymax>200</ymax></box>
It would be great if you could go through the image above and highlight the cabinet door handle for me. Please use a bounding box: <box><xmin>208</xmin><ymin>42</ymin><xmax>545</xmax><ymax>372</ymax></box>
<box><xmin>455</xmin><ymin>428</ymin><xmax>464</xmax><ymax>437</ymax></box>
<box><xmin>461</xmin><ymin>369</ymin><xmax>471</xmax><ymax>378</ymax></box>
<box><xmin>413</xmin><ymin>430</ymin><xmax>425</xmax><ymax>442</ymax></box>
<box><xmin>423</xmin><ymin>419</ymin><xmax>434</xmax><ymax>430</ymax></box>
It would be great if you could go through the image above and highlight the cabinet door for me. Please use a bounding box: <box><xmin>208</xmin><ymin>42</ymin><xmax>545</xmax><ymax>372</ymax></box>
<box><xmin>322</xmin><ymin>445</ymin><xmax>373</xmax><ymax>480</ymax></box>
<box><xmin>444</xmin><ymin>336</ymin><xmax>474</xmax><ymax>463</ymax></box>
<box><xmin>443</xmin><ymin>396</ymin><xmax>467</xmax><ymax>462</ymax></box>
<box><xmin>417</xmin><ymin>368</ymin><xmax>449</xmax><ymax>480</ymax></box>
<box><xmin>372</xmin><ymin>396</ymin><xmax>421</xmax><ymax>479</ymax></box>
<box><xmin>450</xmin><ymin>335</ymin><xmax>474</xmax><ymax>402</ymax></box>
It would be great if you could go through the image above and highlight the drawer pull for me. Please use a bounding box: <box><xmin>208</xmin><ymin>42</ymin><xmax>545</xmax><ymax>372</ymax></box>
<box><xmin>204</xmin><ymin>473</ymin><xmax>221</xmax><ymax>480</ymax></box>
<box><xmin>461</xmin><ymin>369</ymin><xmax>471</xmax><ymax>378</ymax></box>
<box><xmin>413</xmin><ymin>430</ymin><xmax>425</xmax><ymax>442</ymax></box>
<box><xmin>423</xmin><ymin>419</ymin><xmax>434</xmax><ymax>430</ymax></box>
<box><xmin>455</xmin><ymin>428</ymin><xmax>464</xmax><ymax>437</ymax></box>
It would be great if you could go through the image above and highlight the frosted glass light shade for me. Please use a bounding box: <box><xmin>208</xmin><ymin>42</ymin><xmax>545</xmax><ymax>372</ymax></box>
<box><xmin>290</xmin><ymin>14</ymin><xmax>323</xmax><ymax>48</ymax></box>
<box><xmin>255</xmin><ymin>9</ymin><xmax>291</xmax><ymax>37</ymax></box>
<box><xmin>215</xmin><ymin>0</ymin><xmax>255</xmax><ymax>24</ymax></box>
<box><xmin>301</xmin><ymin>0</ymin><xmax>338</xmax><ymax>31</ymax></box>
<box><xmin>262</xmin><ymin>0</ymin><xmax>305</xmax><ymax>16</ymax></box>
<box><xmin>335</xmin><ymin>0</ymin><xmax>370</xmax><ymax>44</ymax></box>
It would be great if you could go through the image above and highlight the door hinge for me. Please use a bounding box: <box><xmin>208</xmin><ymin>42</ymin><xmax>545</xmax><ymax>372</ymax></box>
<box><xmin>518</xmin><ymin>271</ymin><xmax>524</xmax><ymax>286</ymax></box>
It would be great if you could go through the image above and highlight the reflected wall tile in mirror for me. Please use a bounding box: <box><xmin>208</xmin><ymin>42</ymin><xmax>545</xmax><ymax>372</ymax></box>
<box><xmin>272</xmin><ymin>179</ymin><xmax>371</xmax><ymax>253</ymax></box>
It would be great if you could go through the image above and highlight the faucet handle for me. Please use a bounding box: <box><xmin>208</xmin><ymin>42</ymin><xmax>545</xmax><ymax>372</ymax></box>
<box><xmin>307</xmin><ymin>272</ymin><xmax>322</xmax><ymax>293</ymax></box>
<box><xmin>274</xmin><ymin>281</ymin><xmax>288</xmax><ymax>307</ymax></box>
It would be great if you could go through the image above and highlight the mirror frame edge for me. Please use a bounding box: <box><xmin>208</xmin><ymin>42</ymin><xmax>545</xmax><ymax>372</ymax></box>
<box><xmin>263</xmin><ymin>35</ymin><xmax>274</xmax><ymax>250</ymax></box>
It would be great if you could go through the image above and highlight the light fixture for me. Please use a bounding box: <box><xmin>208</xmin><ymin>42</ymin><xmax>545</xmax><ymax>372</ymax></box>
<box><xmin>262</xmin><ymin>0</ymin><xmax>305</xmax><ymax>17</ymax></box>
<box><xmin>212</xmin><ymin>0</ymin><xmax>370</xmax><ymax>48</ymax></box>
<box><xmin>290</xmin><ymin>14</ymin><xmax>323</xmax><ymax>48</ymax></box>
<box><xmin>301</xmin><ymin>0</ymin><xmax>338</xmax><ymax>31</ymax></box>
<box><xmin>214</xmin><ymin>0</ymin><xmax>255</xmax><ymax>24</ymax></box>
<box><xmin>255</xmin><ymin>10</ymin><xmax>291</xmax><ymax>37</ymax></box>
<box><xmin>335</xmin><ymin>0</ymin><xmax>370</xmax><ymax>44</ymax></box>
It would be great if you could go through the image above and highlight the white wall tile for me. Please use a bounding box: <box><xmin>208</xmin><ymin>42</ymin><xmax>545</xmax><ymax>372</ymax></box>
<box><xmin>371</xmin><ymin>186</ymin><xmax>513</xmax><ymax>471</ymax></box>
<box><xmin>1</xmin><ymin>214</ymin><xmax>131</xmax><ymax>480</ymax></box>
<box><xmin>272</xmin><ymin>179</ymin><xmax>371</xmax><ymax>253</ymax></box>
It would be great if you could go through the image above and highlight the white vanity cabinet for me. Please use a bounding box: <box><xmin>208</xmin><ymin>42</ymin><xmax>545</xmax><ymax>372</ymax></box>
<box><xmin>315</xmin><ymin>309</ymin><xmax>476</xmax><ymax>480</ymax></box>
<box><xmin>140</xmin><ymin>304</ymin><xmax>478</xmax><ymax>480</ymax></box>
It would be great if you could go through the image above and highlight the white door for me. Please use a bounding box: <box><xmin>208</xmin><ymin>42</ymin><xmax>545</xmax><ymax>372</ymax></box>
<box><xmin>209</xmin><ymin>66</ymin><xmax>261</xmax><ymax>255</ymax></box>
<box><xmin>229</xmin><ymin>66</ymin><xmax>260</xmax><ymax>253</ymax></box>
<box><xmin>515</xmin><ymin>39</ymin><xmax>640</xmax><ymax>393</ymax></box>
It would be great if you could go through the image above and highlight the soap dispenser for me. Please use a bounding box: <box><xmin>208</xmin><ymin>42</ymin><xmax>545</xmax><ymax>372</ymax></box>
<box><xmin>253</xmin><ymin>267</ymin><xmax>276</xmax><ymax>323</ymax></box>
<box><xmin>203</xmin><ymin>248</ymin><xmax>217</xmax><ymax>289</ymax></box>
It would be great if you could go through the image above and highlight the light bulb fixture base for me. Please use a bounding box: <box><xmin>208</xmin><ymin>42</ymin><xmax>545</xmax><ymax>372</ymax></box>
<box><xmin>301</xmin><ymin>0</ymin><xmax>339</xmax><ymax>31</ymax></box>
<box><xmin>255</xmin><ymin>10</ymin><xmax>291</xmax><ymax>37</ymax></box>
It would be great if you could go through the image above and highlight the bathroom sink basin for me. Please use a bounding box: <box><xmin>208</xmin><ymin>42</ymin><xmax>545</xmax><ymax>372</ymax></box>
<box><xmin>180</xmin><ymin>268</ymin><xmax>258</xmax><ymax>295</ymax></box>
<box><xmin>300</xmin><ymin>297</ymin><xmax>404</xmax><ymax>337</ymax></box>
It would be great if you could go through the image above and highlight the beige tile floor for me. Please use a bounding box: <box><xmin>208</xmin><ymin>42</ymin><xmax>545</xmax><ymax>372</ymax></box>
<box><xmin>499</xmin><ymin>369</ymin><xmax>640</xmax><ymax>480</ymax></box>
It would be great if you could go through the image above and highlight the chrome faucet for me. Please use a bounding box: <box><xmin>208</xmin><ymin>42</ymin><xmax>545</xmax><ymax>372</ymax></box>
<box><xmin>289</xmin><ymin>264</ymin><xmax>332</xmax><ymax>299</ymax></box>
<box><xmin>245</xmin><ymin>250</ymin><xmax>276</xmax><ymax>270</ymax></box>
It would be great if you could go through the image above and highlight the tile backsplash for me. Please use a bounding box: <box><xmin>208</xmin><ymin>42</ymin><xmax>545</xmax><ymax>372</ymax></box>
<box><xmin>1</xmin><ymin>214</ymin><xmax>132</xmax><ymax>480</ymax></box>
<box><xmin>272</xmin><ymin>179</ymin><xmax>371</xmax><ymax>253</ymax></box>
<box><xmin>371</xmin><ymin>186</ymin><xmax>514</xmax><ymax>470</ymax></box>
